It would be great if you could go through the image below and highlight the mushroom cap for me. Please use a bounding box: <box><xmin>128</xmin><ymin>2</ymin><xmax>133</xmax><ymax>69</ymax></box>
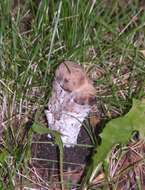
<box><xmin>55</xmin><ymin>61</ymin><xmax>96</xmax><ymax>106</ymax></box>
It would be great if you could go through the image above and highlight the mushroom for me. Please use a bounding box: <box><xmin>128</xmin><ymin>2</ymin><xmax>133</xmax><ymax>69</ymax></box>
<box><xmin>45</xmin><ymin>61</ymin><xmax>96</xmax><ymax>147</ymax></box>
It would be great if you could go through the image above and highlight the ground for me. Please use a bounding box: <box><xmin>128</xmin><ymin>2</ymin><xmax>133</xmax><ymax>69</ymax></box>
<box><xmin>0</xmin><ymin>0</ymin><xmax>145</xmax><ymax>189</ymax></box>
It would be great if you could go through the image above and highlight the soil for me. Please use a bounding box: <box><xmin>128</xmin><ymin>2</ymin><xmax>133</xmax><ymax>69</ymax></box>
<box><xmin>32</xmin><ymin>126</ymin><xmax>93</xmax><ymax>172</ymax></box>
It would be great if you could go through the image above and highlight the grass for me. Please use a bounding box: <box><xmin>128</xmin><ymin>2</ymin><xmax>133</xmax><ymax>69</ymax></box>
<box><xmin>0</xmin><ymin>0</ymin><xmax>145</xmax><ymax>189</ymax></box>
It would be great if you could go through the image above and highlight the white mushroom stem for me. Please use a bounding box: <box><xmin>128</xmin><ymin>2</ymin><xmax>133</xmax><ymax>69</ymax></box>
<box><xmin>45</xmin><ymin>61</ymin><xmax>96</xmax><ymax>147</ymax></box>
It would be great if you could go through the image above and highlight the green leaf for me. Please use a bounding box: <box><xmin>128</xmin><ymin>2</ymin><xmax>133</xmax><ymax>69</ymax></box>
<box><xmin>81</xmin><ymin>99</ymin><xmax>145</xmax><ymax>189</ymax></box>
<box><xmin>31</xmin><ymin>123</ymin><xmax>51</xmax><ymax>135</ymax></box>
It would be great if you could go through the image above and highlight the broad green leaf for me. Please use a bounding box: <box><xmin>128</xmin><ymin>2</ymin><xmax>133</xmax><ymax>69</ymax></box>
<box><xmin>81</xmin><ymin>99</ymin><xmax>145</xmax><ymax>189</ymax></box>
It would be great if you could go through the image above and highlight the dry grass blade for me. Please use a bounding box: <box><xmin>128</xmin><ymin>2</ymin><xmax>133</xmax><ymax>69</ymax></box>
<box><xmin>112</xmin><ymin>140</ymin><xmax>145</xmax><ymax>190</ymax></box>
<box><xmin>91</xmin><ymin>139</ymin><xmax>145</xmax><ymax>189</ymax></box>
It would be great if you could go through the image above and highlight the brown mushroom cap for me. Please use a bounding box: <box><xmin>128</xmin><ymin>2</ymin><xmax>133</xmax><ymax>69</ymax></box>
<box><xmin>55</xmin><ymin>61</ymin><xmax>96</xmax><ymax>106</ymax></box>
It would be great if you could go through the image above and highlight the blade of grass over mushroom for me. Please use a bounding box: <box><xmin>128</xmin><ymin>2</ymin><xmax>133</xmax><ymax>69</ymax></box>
<box><xmin>81</xmin><ymin>99</ymin><xmax>145</xmax><ymax>189</ymax></box>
